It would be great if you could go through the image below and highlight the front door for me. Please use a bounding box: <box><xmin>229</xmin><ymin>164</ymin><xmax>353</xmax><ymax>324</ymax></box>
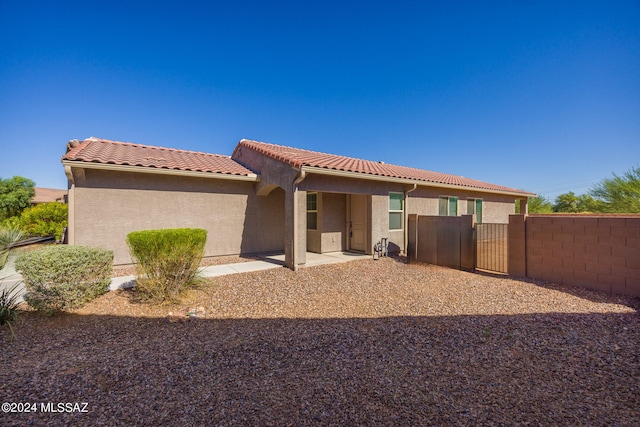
<box><xmin>350</xmin><ymin>194</ymin><xmax>367</xmax><ymax>252</ymax></box>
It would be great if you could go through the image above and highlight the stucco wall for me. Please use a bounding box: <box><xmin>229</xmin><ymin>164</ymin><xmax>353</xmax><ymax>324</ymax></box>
<box><xmin>320</xmin><ymin>192</ymin><xmax>347</xmax><ymax>253</ymax></box>
<box><xmin>306</xmin><ymin>192</ymin><xmax>348</xmax><ymax>253</ymax></box>
<box><xmin>70</xmin><ymin>168</ymin><xmax>284</xmax><ymax>265</ymax></box>
<box><xmin>301</xmin><ymin>174</ymin><xmax>407</xmax><ymax>195</ymax></box>
<box><xmin>406</xmin><ymin>187</ymin><xmax>515</xmax><ymax>223</ymax></box>
<box><xmin>233</xmin><ymin>145</ymin><xmax>308</xmax><ymax>268</ymax></box>
<box><xmin>301</xmin><ymin>174</ymin><xmax>517</xmax><ymax>255</ymax></box>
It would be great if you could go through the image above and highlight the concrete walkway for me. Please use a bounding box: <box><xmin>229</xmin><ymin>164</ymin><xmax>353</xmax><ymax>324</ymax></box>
<box><xmin>110</xmin><ymin>251</ymin><xmax>370</xmax><ymax>290</ymax></box>
<box><xmin>0</xmin><ymin>252</ymin><xmax>24</xmax><ymax>300</ymax></box>
<box><xmin>1</xmin><ymin>251</ymin><xmax>371</xmax><ymax>300</ymax></box>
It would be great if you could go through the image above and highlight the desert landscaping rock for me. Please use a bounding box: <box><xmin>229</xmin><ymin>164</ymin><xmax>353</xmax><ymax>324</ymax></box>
<box><xmin>2</xmin><ymin>258</ymin><xmax>639</xmax><ymax>426</ymax></box>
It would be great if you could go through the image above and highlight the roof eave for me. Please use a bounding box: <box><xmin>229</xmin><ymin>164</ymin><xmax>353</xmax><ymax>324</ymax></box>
<box><xmin>62</xmin><ymin>160</ymin><xmax>260</xmax><ymax>182</ymax></box>
<box><xmin>300</xmin><ymin>166</ymin><xmax>535</xmax><ymax>198</ymax></box>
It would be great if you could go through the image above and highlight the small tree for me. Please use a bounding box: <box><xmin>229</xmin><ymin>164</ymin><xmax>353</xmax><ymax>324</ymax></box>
<box><xmin>553</xmin><ymin>192</ymin><xmax>580</xmax><ymax>213</ymax></box>
<box><xmin>527</xmin><ymin>196</ymin><xmax>553</xmax><ymax>214</ymax></box>
<box><xmin>575</xmin><ymin>194</ymin><xmax>598</xmax><ymax>213</ymax></box>
<box><xmin>553</xmin><ymin>192</ymin><xmax>598</xmax><ymax>213</ymax></box>
<box><xmin>0</xmin><ymin>176</ymin><xmax>35</xmax><ymax>220</ymax></box>
<box><xmin>589</xmin><ymin>166</ymin><xmax>640</xmax><ymax>213</ymax></box>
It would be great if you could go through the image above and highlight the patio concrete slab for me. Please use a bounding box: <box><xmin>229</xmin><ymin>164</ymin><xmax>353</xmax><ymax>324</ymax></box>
<box><xmin>259</xmin><ymin>251</ymin><xmax>370</xmax><ymax>266</ymax></box>
<box><xmin>301</xmin><ymin>251</ymin><xmax>370</xmax><ymax>266</ymax></box>
<box><xmin>200</xmin><ymin>259</ymin><xmax>284</xmax><ymax>277</ymax></box>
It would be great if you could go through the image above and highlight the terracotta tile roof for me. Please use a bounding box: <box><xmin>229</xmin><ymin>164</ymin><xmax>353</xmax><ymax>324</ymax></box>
<box><xmin>62</xmin><ymin>137</ymin><xmax>255</xmax><ymax>177</ymax></box>
<box><xmin>235</xmin><ymin>139</ymin><xmax>533</xmax><ymax>195</ymax></box>
<box><xmin>32</xmin><ymin>188</ymin><xmax>67</xmax><ymax>204</ymax></box>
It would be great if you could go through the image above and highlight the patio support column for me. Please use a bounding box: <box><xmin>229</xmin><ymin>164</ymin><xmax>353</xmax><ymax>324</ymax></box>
<box><xmin>404</xmin><ymin>184</ymin><xmax>417</xmax><ymax>255</ymax></box>
<box><xmin>285</xmin><ymin>172</ymin><xmax>307</xmax><ymax>270</ymax></box>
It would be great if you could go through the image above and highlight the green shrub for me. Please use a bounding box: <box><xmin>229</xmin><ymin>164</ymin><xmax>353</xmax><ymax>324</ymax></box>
<box><xmin>0</xmin><ymin>216</ymin><xmax>21</xmax><ymax>232</ymax></box>
<box><xmin>16</xmin><ymin>202</ymin><xmax>68</xmax><ymax>241</ymax></box>
<box><xmin>126</xmin><ymin>228</ymin><xmax>207</xmax><ymax>303</ymax></box>
<box><xmin>15</xmin><ymin>245</ymin><xmax>113</xmax><ymax>314</ymax></box>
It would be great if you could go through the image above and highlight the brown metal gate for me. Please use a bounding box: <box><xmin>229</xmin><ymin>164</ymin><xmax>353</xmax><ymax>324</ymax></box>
<box><xmin>475</xmin><ymin>223</ymin><xmax>508</xmax><ymax>274</ymax></box>
<box><xmin>407</xmin><ymin>214</ymin><xmax>475</xmax><ymax>271</ymax></box>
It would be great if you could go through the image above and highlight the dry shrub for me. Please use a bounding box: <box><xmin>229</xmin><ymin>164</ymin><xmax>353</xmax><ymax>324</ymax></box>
<box><xmin>126</xmin><ymin>228</ymin><xmax>207</xmax><ymax>304</ymax></box>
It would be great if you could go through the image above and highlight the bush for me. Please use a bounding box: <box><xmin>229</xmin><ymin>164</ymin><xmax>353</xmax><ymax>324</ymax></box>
<box><xmin>16</xmin><ymin>202</ymin><xmax>68</xmax><ymax>241</ymax></box>
<box><xmin>126</xmin><ymin>228</ymin><xmax>207</xmax><ymax>303</ymax></box>
<box><xmin>15</xmin><ymin>245</ymin><xmax>113</xmax><ymax>314</ymax></box>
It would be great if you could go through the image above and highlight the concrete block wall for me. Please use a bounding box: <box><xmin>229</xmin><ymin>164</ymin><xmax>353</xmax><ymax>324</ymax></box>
<box><xmin>508</xmin><ymin>215</ymin><xmax>640</xmax><ymax>298</ymax></box>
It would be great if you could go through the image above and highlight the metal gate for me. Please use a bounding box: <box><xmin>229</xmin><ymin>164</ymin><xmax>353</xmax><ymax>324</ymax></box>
<box><xmin>475</xmin><ymin>223</ymin><xmax>508</xmax><ymax>274</ymax></box>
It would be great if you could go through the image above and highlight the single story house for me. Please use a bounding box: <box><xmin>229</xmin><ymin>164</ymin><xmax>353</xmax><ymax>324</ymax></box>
<box><xmin>32</xmin><ymin>187</ymin><xmax>67</xmax><ymax>204</ymax></box>
<box><xmin>62</xmin><ymin>137</ymin><xmax>535</xmax><ymax>269</ymax></box>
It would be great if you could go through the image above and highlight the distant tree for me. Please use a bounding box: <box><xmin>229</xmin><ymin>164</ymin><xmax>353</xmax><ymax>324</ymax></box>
<box><xmin>553</xmin><ymin>192</ymin><xmax>581</xmax><ymax>213</ymax></box>
<box><xmin>589</xmin><ymin>166</ymin><xmax>640</xmax><ymax>213</ymax></box>
<box><xmin>527</xmin><ymin>196</ymin><xmax>553</xmax><ymax>213</ymax></box>
<box><xmin>575</xmin><ymin>193</ymin><xmax>598</xmax><ymax>212</ymax></box>
<box><xmin>0</xmin><ymin>176</ymin><xmax>35</xmax><ymax>220</ymax></box>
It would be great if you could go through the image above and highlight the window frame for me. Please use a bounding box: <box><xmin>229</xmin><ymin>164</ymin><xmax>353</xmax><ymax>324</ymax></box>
<box><xmin>307</xmin><ymin>192</ymin><xmax>318</xmax><ymax>230</ymax></box>
<box><xmin>439</xmin><ymin>196</ymin><xmax>459</xmax><ymax>216</ymax></box>
<box><xmin>467</xmin><ymin>198</ymin><xmax>483</xmax><ymax>223</ymax></box>
<box><xmin>389</xmin><ymin>192</ymin><xmax>404</xmax><ymax>231</ymax></box>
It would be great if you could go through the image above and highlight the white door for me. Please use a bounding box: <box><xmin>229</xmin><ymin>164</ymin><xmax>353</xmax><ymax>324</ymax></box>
<box><xmin>350</xmin><ymin>194</ymin><xmax>367</xmax><ymax>252</ymax></box>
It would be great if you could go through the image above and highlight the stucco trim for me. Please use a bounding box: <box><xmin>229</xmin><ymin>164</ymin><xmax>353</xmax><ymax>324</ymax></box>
<box><xmin>300</xmin><ymin>166</ymin><xmax>535</xmax><ymax>198</ymax></box>
<box><xmin>62</xmin><ymin>160</ymin><xmax>260</xmax><ymax>182</ymax></box>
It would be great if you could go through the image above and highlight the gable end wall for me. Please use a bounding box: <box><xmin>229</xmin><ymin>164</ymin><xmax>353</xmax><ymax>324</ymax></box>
<box><xmin>69</xmin><ymin>168</ymin><xmax>285</xmax><ymax>264</ymax></box>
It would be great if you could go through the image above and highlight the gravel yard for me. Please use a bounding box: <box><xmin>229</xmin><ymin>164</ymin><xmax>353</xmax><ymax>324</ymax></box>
<box><xmin>2</xmin><ymin>257</ymin><xmax>639</xmax><ymax>426</ymax></box>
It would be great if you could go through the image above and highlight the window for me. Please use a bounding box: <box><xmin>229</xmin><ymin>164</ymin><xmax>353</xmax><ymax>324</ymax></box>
<box><xmin>467</xmin><ymin>198</ymin><xmax>483</xmax><ymax>223</ymax></box>
<box><xmin>439</xmin><ymin>196</ymin><xmax>458</xmax><ymax>216</ymax></box>
<box><xmin>307</xmin><ymin>192</ymin><xmax>318</xmax><ymax>230</ymax></box>
<box><xmin>389</xmin><ymin>192</ymin><xmax>404</xmax><ymax>230</ymax></box>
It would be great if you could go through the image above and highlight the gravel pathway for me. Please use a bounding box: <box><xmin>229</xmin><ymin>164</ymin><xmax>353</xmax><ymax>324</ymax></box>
<box><xmin>2</xmin><ymin>258</ymin><xmax>639</xmax><ymax>426</ymax></box>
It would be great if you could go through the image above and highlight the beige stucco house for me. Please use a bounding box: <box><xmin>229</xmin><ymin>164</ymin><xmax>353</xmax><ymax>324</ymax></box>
<box><xmin>62</xmin><ymin>137</ymin><xmax>534</xmax><ymax>269</ymax></box>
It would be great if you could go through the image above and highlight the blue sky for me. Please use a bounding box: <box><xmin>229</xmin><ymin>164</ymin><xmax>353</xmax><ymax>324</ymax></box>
<box><xmin>1</xmin><ymin>1</ymin><xmax>638</xmax><ymax>200</ymax></box>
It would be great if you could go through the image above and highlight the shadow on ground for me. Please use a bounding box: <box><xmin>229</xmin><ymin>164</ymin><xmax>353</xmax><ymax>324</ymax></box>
<box><xmin>2</xmin><ymin>310</ymin><xmax>639</xmax><ymax>426</ymax></box>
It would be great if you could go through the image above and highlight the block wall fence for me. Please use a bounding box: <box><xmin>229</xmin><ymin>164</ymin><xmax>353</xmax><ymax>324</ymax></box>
<box><xmin>508</xmin><ymin>214</ymin><xmax>640</xmax><ymax>298</ymax></box>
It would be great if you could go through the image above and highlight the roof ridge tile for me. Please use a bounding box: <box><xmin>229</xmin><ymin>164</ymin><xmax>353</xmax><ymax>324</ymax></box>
<box><xmin>84</xmin><ymin>137</ymin><xmax>232</xmax><ymax>158</ymax></box>
<box><xmin>63</xmin><ymin>137</ymin><xmax>254</xmax><ymax>177</ymax></box>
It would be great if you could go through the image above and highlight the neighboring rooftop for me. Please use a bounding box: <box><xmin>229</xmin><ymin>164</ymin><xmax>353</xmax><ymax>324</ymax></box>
<box><xmin>32</xmin><ymin>187</ymin><xmax>67</xmax><ymax>204</ymax></box>
<box><xmin>235</xmin><ymin>139</ymin><xmax>534</xmax><ymax>196</ymax></box>
<box><xmin>62</xmin><ymin>137</ymin><xmax>256</xmax><ymax>177</ymax></box>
